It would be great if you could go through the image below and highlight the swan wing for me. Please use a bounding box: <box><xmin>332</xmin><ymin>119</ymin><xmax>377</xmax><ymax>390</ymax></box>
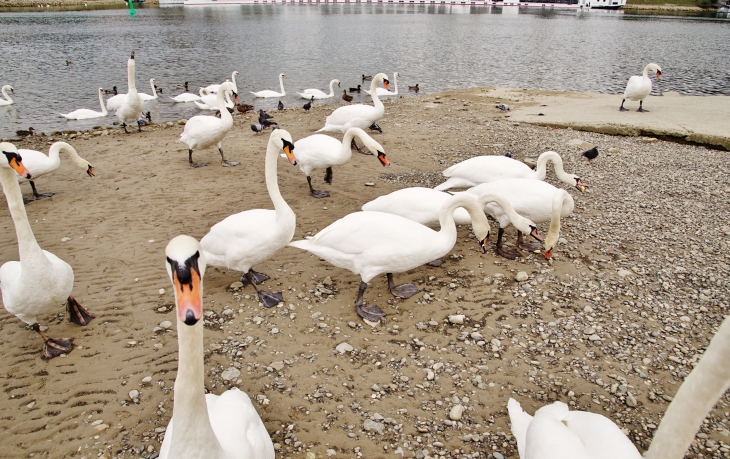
<box><xmin>293</xmin><ymin>134</ymin><xmax>344</xmax><ymax>173</ymax></box>
<box><xmin>61</xmin><ymin>109</ymin><xmax>105</xmax><ymax>120</ymax></box>
<box><xmin>507</xmin><ymin>398</ymin><xmax>533</xmax><ymax>459</ymax></box>
<box><xmin>179</xmin><ymin>115</ymin><xmax>229</xmax><ymax>150</ymax></box>
<box><xmin>298</xmin><ymin>89</ymin><xmax>329</xmax><ymax>99</ymax></box>
<box><xmin>443</xmin><ymin>156</ymin><xmax>534</xmax><ymax>183</ymax></box>
<box><xmin>362</xmin><ymin>187</ymin><xmax>457</xmax><ymax>226</ymax></box>
<box><xmin>16</xmin><ymin>149</ymin><xmax>57</xmax><ymax>182</ymax></box>
<box><xmin>171</xmin><ymin>93</ymin><xmax>201</xmax><ymax>102</ymax></box>
<box><xmin>624</xmin><ymin>75</ymin><xmax>650</xmax><ymax>100</ymax></box>
<box><xmin>471</xmin><ymin>179</ymin><xmax>573</xmax><ymax>224</ymax></box>
<box><xmin>251</xmin><ymin>90</ymin><xmax>282</xmax><ymax>98</ymax></box>
<box><xmin>522</xmin><ymin>402</ymin><xmax>589</xmax><ymax>459</ymax></box>
<box><xmin>564</xmin><ymin>411</ymin><xmax>642</xmax><ymax>459</ymax></box>
<box><xmin>208</xmin><ymin>390</ymin><xmax>275</xmax><ymax>459</ymax></box>
<box><xmin>106</xmin><ymin>94</ymin><xmax>125</xmax><ymax>111</ymax></box>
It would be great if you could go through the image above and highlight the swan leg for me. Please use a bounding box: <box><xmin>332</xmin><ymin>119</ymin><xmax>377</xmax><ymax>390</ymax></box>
<box><xmin>324</xmin><ymin>167</ymin><xmax>333</xmax><ymax>184</ymax></box>
<box><xmin>188</xmin><ymin>149</ymin><xmax>206</xmax><ymax>168</ymax></box>
<box><xmin>32</xmin><ymin>323</ymin><xmax>73</xmax><ymax>359</ymax></box>
<box><xmin>122</xmin><ymin>123</ymin><xmax>130</xmax><ymax>134</ymax></box>
<box><xmin>637</xmin><ymin>100</ymin><xmax>649</xmax><ymax>112</ymax></box>
<box><xmin>66</xmin><ymin>296</ymin><xmax>95</xmax><ymax>326</ymax></box>
<box><xmin>496</xmin><ymin>227</ymin><xmax>521</xmax><ymax>260</ymax></box>
<box><xmin>240</xmin><ymin>268</ymin><xmax>270</xmax><ymax>285</ymax></box>
<box><xmin>517</xmin><ymin>231</ymin><xmax>545</xmax><ymax>253</ymax></box>
<box><xmin>355</xmin><ymin>281</ymin><xmax>385</xmax><ymax>322</ymax></box>
<box><xmin>426</xmin><ymin>259</ymin><xmax>444</xmax><ymax>267</ymax></box>
<box><xmin>218</xmin><ymin>145</ymin><xmax>240</xmax><ymax>167</ymax></box>
<box><xmin>387</xmin><ymin>273</ymin><xmax>419</xmax><ymax>299</ymax></box>
<box><xmin>243</xmin><ymin>270</ymin><xmax>282</xmax><ymax>307</ymax></box>
<box><xmin>137</xmin><ymin>120</ymin><xmax>143</xmax><ymax>132</ymax></box>
<box><xmin>29</xmin><ymin>181</ymin><xmax>54</xmax><ymax>201</ymax></box>
<box><xmin>619</xmin><ymin>99</ymin><xmax>629</xmax><ymax>112</ymax></box>
<box><xmin>307</xmin><ymin>176</ymin><xmax>330</xmax><ymax>199</ymax></box>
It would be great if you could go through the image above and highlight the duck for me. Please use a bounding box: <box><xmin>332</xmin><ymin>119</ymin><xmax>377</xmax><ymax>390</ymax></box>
<box><xmin>179</xmin><ymin>81</ymin><xmax>239</xmax><ymax>168</ymax></box>
<box><xmin>0</xmin><ymin>85</ymin><xmax>14</xmax><ymax>106</ymax></box>
<box><xmin>293</xmin><ymin>127</ymin><xmax>390</xmax><ymax>198</ymax></box>
<box><xmin>15</xmin><ymin>127</ymin><xmax>35</xmax><ymax>137</ymax></box>
<box><xmin>61</xmin><ymin>88</ymin><xmax>108</xmax><ymax>120</ymax></box>
<box><xmin>361</xmin><ymin>74</ymin><xmax>372</xmax><ymax>81</ymax></box>
<box><xmin>465</xmin><ymin>179</ymin><xmax>572</xmax><ymax>260</ymax></box>
<box><xmin>509</xmin><ymin>313</ymin><xmax>730</xmax><ymax>459</ymax></box>
<box><xmin>200</xmin><ymin>129</ymin><xmax>298</xmax><ymax>308</ymax></box>
<box><xmin>104</xmin><ymin>86</ymin><xmax>117</xmax><ymax>95</ymax></box>
<box><xmin>236</xmin><ymin>103</ymin><xmax>254</xmax><ymax>114</ymax></box>
<box><xmin>408</xmin><ymin>83</ymin><xmax>419</xmax><ymax>92</ymax></box>
<box><xmin>251</xmin><ymin>73</ymin><xmax>286</xmax><ymax>98</ymax></box>
<box><xmin>620</xmin><ymin>63</ymin><xmax>661</xmax><ymax>112</ymax></box>
<box><xmin>303</xmin><ymin>97</ymin><xmax>313</xmax><ymax>112</ymax></box>
<box><xmin>288</xmin><ymin>193</ymin><xmax>489</xmax><ymax>323</ymax></box>
<box><xmin>159</xmin><ymin>235</ymin><xmax>275</xmax><ymax>459</ymax></box>
<box><xmin>195</xmin><ymin>87</ymin><xmax>236</xmax><ymax>111</ymax></box>
<box><xmin>297</xmin><ymin>79</ymin><xmax>340</xmax><ymax>100</ymax></box>
<box><xmin>0</xmin><ymin>142</ymin><xmax>94</xmax><ymax>359</ymax></box>
<box><xmin>349</xmin><ymin>85</ymin><xmax>361</xmax><ymax>93</ymax></box>
<box><xmin>204</xmin><ymin>71</ymin><xmax>239</xmax><ymax>94</ymax></box>
<box><xmin>115</xmin><ymin>51</ymin><xmax>143</xmax><ymax>133</ymax></box>
<box><xmin>16</xmin><ymin>142</ymin><xmax>94</xmax><ymax>203</ymax></box>
<box><xmin>365</xmin><ymin>71</ymin><xmax>399</xmax><ymax>97</ymax></box>
<box><xmin>342</xmin><ymin>90</ymin><xmax>353</xmax><ymax>103</ymax></box>
<box><xmin>137</xmin><ymin>78</ymin><xmax>159</xmax><ymax>102</ymax></box>
<box><xmin>434</xmin><ymin>151</ymin><xmax>588</xmax><ymax>192</ymax></box>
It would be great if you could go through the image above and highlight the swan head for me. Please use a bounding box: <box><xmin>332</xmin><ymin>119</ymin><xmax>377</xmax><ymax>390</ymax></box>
<box><xmin>130</xmin><ymin>50</ymin><xmax>135</xmax><ymax>59</ymax></box>
<box><xmin>270</xmin><ymin>129</ymin><xmax>297</xmax><ymax>166</ymax></box>
<box><xmin>374</xmin><ymin>73</ymin><xmax>390</xmax><ymax>91</ymax></box>
<box><xmin>541</xmin><ymin>231</ymin><xmax>560</xmax><ymax>260</ymax></box>
<box><xmin>648</xmin><ymin>63</ymin><xmax>662</xmax><ymax>79</ymax></box>
<box><xmin>279</xmin><ymin>73</ymin><xmax>287</xmax><ymax>79</ymax></box>
<box><xmin>358</xmin><ymin>133</ymin><xmax>390</xmax><ymax>167</ymax></box>
<box><xmin>0</xmin><ymin>142</ymin><xmax>32</xmax><ymax>179</ymax></box>
<box><xmin>573</xmin><ymin>176</ymin><xmax>589</xmax><ymax>193</ymax></box>
<box><xmin>165</xmin><ymin>235</ymin><xmax>207</xmax><ymax>327</ymax></box>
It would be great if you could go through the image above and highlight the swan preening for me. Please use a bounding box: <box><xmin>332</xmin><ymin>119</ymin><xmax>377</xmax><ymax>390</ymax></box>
<box><xmin>115</xmin><ymin>51</ymin><xmax>144</xmax><ymax>133</ymax></box>
<box><xmin>621</xmin><ymin>63</ymin><xmax>662</xmax><ymax>112</ymax></box>
<box><xmin>251</xmin><ymin>73</ymin><xmax>286</xmax><ymax>98</ymax></box>
<box><xmin>509</xmin><ymin>313</ymin><xmax>730</xmax><ymax>459</ymax></box>
<box><xmin>0</xmin><ymin>84</ymin><xmax>15</xmax><ymax>106</ymax></box>
<box><xmin>0</xmin><ymin>142</ymin><xmax>94</xmax><ymax>359</ymax></box>
<box><xmin>292</xmin><ymin>127</ymin><xmax>390</xmax><ymax>198</ymax></box>
<box><xmin>61</xmin><ymin>88</ymin><xmax>108</xmax><ymax>120</ymax></box>
<box><xmin>289</xmin><ymin>193</ymin><xmax>489</xmax><ymax>323</ymax></box>
<box><xmin>434</xmin><ymin>151</ymin><xmax>588</xmax><ymax>192</ymax></box>
<box><xmin>160</xmin><ymin>235</ymin><xmax>275</xmax><ymax>459</ymax></box>
<box><xmin>17</xmin><ymin>142</ymin><xmax>94</xmax><ymax>203</ymax></box>
<box><xmin>200</xmin><ymin>129</ymin><xmax>298</xmax><ymax>308</ymax></box>
<box><xmin>179</xmin><ymin>81</ymin><xmax>239</xmax><ymax>168</ymax></box>
<box><xmin>365</xmin><ymin>71</ymin><xmax>399</xmax><ymax>97</ymax></box>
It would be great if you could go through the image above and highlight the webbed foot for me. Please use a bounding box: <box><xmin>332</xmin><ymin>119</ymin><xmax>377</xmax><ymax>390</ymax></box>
<box><xmin>356</xmin><ymin>304</ymin><xmax>385</xmax><ymax>322</ymax></box>
<box><xmin>390</xmin><ymin>283</ymin><xmax>419</xmax><ymax>299</ymax></box>
<box><xmin>519</xmin><ymin>242</ymin><xmax>545</xmax><ymax>253</ymax></box>
<box><xmin>43</xmin><ymin>337</ymin><xmax>74</xmax><ymax>359</ymax></box>
<box><xmin>259</xmin><ymin>290</ymin><xmax>284</xmax><ymax>308</ymax></box>
<box><xmin>190</xmin><ymin>162</ymin><xmax>206</xmax><ymax>168</ymax></box>
<box><xmin>34</xmin><ymin>192</ymin><xmax>54</xmax><ymax>200</ymax></box>
<box><xmin>498</xmin><ymin>246</ymin><xmax>522</xmax><ymax>260</ymax></box>
<box><xmin>241</xmin><ymin>269</ymin><xmax>270</xmax><ymax>285</ymax></box>
<box><xmin>67</xmin><ymin>296</ymin><xmax>94</xmax><ymax>326</ymax></box>
<box><xmin>222</xmin><ymin>160</ymin><xmax>239</xmax><ymax>167</ymax></box>
<box><xmin>311</xmin><ymin>189</ymin><xmax>330</xmax><ymax>198</ymax></box>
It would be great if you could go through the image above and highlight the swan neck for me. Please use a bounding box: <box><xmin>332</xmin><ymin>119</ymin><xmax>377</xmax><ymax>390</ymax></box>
<box><xmin>370</xmin><ymin>77</ymin><xmax>383</xmax><ymax>110</ymax></box>
<box><xmin>547</xmin><ymin>191</ymin><xmax>564</xmax><ymax>243</ymax></box>
<box><xmin>480</xmin><ymin>193</ymin><xmax>525</xmax><ymax>232</ymax></box>
<box><xmin>231</xmin><ymin>72</ymin><xmax>237</xmax><ymax>90</ymax></box>
<box><xmin>150</xmin><ymin>79</ymin><xmax>157</xmax><ymax>96</ymax></box>
<box><xmin>339</xmin><ymin>129</ymin><xmax>362</xmax><ymax>162</ymax></box>
<box><xmin>265</xmin><ymin>138</ymin><xmax>293</xmax><ymax>219</ymax></box>
<box><xmin>0</xmin><ymin>167</ymin><xmax>44</xmax><ymax>261</ymax></box>
<box><xmin>1</xmin><ymin>86</ymin><xmax>11</xmax><ymax>103</ymax></box>
<box><xmin>127</xmin><ymin>59</ymin><xmax>137</xmax><ymax>93</ymax></box>
<box><xmin>98</xmin><ymin>91</ymin><xmax>108</xmax><ymax>115</ymax></box>
<box><xmin>329</xmin><ymin>80</ymin><xmax>337</xmax><ymax>97</ymax></box>
<box><xmin>279</xmin><ymin>75</ymin><xmax>286</xmax><ymax>96</ymax></box>
<box><xmin>645</xmin><ymin>315</ymin><xmax>730</xmax><ymax>459</ymax></box>
<box><xmin>643</xmin><ymin>65</ymin><xmax>651</xmax><ymax>78</ymax></box>
<box><xmin>392</xmin><ymin>73</ymin><xmax>398</xmax><ymax>93</ymax></box>
<box><xmin>216</xmin><ymin>90</ymin><xmax>233</xmax><ymax>124</ymax></box>
<box><xmin>54</xmin><ymin>143</ymin><xmax>88</xmax><ymax>169</ymax></box>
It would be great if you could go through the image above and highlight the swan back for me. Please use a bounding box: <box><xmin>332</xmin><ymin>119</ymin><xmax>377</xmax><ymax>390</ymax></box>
<box><xmin>317</xmin><ymin>73</ymin><xmax>389</xmax><ymax>133</ymax></box>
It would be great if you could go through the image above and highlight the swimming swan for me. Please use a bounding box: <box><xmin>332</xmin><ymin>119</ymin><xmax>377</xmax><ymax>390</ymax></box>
<box><xmin>200</xmin><ymin>129</ymin><xmax>298</xmax><ymax>308</ymax></box>
<box><xmin>195</xmin><ymin>88</ymin><xmax>236</xmax><ymax>111</ymax></box>
<box><xmin>138</xmin><ymin>78</ymin><xmax>159</xmax><ymax>102</ymax></box>
<box><xmin>170</xmin><ymin>89</ymin><xmax>203</xmax><ymax>103</ymax></box>
<box><xmin>365</xmin><ymin>71</ymin><xmax>399</xmax><ymax>97</ymax></box>
<box><xmin>61</xmin><ymin>88</ymin><xmax>108</xmax><ymax>120</ymax></box>
<box><xmin>251</xmin><ymin>73</ymin><xmax>286</xmax><ymax>98</ymax></box>
<box><xmin>159</xmin><ymin>235</ymin><xmax>275</xmax><ymax>459</ymax></box>
<box><xmin>0</xmin><ymin>85</ymin><xmax>15</xmax><ymax>106</ymax></box>
<box><xmin>17</xmin><ymin>141</ymin><xmax>94</xmax><ymax>203</ymax></box>
<box><xmin>115</xmin><ymin>51</ymin><xmax>143</xmax><ymax>133</ymax></box>
<box><xmin>297</xmin><ymin>79</ymin><xmax>341</xmax><ymax>100</ymax></box>
<box><xmin>205</xmin><ymin>71</ymin><xmax>239</xmax><ymax>94</ymax></box>
<box><xmin>620</xmin><ymin>63</ymin><xmax>661</xmax><ymax>112</ymax></box>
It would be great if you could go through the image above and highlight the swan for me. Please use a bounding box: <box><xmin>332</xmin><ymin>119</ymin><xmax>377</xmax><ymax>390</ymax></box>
<box><xmin>365</xmin><ymin>71</ymin><xmax>399</xmax><ymax>97</ymax></box>
<box><xmin>0</xmin><ymin>142</ymin><xmax>94</xmax><ymax>359</ymax></box>
<box><xmin>115</xmin><ymin>51</ymin><xmax>143</xmax><ymax>133</ymax></box>
<box><xmin>60</xmin><ymin>88</ymin><xmax>108</xmax><ymax>120</ymax></box>
<box><xmin>16</xmin><ymin>142</ymin><xmax>94</xmax><ymax>203</ymax></box>
<box><xmin>160</xmin><ymin>235</ymin><xmax>275</xmax><ymax>459</ymax></box>
<box><xmin>293</xmin><ymin>127</ymin><xmax>390</xmax><ymax>198</ymax></box>
<box><xmin>620</xmin><ymin>63</ymin><xmax>662</xmax><ymax>112</ymax></box>
<box><xmin>508</xmin><ymin>313</ymin><xmax>730</xmax><ymax>459</ymax></box>
<box><xmin>200</xmin><ymin>129</ymin><xmax>298</xmax><ymax>308</ymax></box>
<box><xmin>0</xmin><ymin>85</ymin><xmax>14</xmax><ymax>106</ymax></box>
<box><xmin>251</xmin><ymin>73</ymin><xmax>286</xmax><ymax>98</ymax></box>
<box><xmin>434</xmin><ymin>151</ymin><xmax>588</xmax><ymax>192</ymax></box>
<box><xmin>195</xmin><ymin>88</ymin><xmax>236</xmax><ymax>111</ymax></box>
<box><xmin>204</xmin><ymin>71</ymin><xmax>239</xmax><ymax>94</ymax></box>
<box><xmin>170</xmin><ymin>89</ymin><xmax>202</xmax><ymax>103</ymax></box>
<box><xmin>317</xmin><ymin>73</ymin><xmax>389</xmax><ymax>135</ymax></box>
<box><xmin>297</xmin><ymin>79</ymin><xmax>340</xmax><ymax>100</ymax></box>
<box><xmin>179</xmin><ymin>81</ymin><xmax>239</xmax><ymax>168</ymax></box>
<box><xmin>288</xmin><ymin>193</ymin><xmax>489</xmax><ymax>323</ymax></box>
<box><xmin>137</xmin><ymin>78</ymin><xmax>159</xmax><ymax>102</ymax></box>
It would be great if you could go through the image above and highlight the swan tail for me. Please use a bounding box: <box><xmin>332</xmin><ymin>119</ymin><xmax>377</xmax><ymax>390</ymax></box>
<box><xmin>507</xmin><ymin>398</ymin><xmax>532</xmax><ymax>459</ymax></box>
<box><xmin>434</xmin><ymin>177</ymin><xmax>474</xmax><ymax>191</ymax></box>
<box><xmin>288</xmin><ymin>238</ymin><xmax>313</xmax><ymax>250</ymax></box>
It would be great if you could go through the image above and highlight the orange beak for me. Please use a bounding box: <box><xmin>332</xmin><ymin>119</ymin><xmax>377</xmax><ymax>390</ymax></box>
<box><xmin>173</xmin><ymin>268</ymin><xmax>202</xmax><ymax>325</ymax></box>
<box><xmin>530</xmin><ymin>227</ymin><xmax>543</xmax><ymax>242</ymax></box>
<box><xmin>87</xmin><ymin>166</ymin><xmax>95</xmax><ymax>177</ymax></box>
<box><xmin>10</xmin><ymin>156</ymin><xmax>31</xmax><ymax>179</ymax></box>
<box><xmin>541</xmin><ymin>249</ymin><xmax>553</xmax><ymax>260</ymax></box>
<box><xmin>377</xmin><ymin>152</ymin><xmax>390</xmax><ymax>166</ymax></box>
<box><xmin>576</xmin><ymin>179</ymin><xmax>589</xmax><ymax>193</ymax></box>
<box><xmin>283</xmin><ymin>144</ymin><xmax>297</xmax><ymax>165</ymax></box>
<box><xmin>479</xmin><ymin>236</ymin><xmax>488</xmax><ymax>254</ymax></box>
<box><xmin>656</xmin><ymin>71</ymin><xmax>662</xmax><ymax>80</ymax></box>
<box><xmin>383</xmin><ymin>80</ymin><xmax>391</xmax><ymax>91</ymax></box>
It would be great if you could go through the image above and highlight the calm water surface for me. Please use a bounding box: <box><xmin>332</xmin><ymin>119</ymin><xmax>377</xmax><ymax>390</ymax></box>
<box><xmin>0</xmin><ymin>5</ymin><xmax>728</xmax><ymax>136</ymax></box>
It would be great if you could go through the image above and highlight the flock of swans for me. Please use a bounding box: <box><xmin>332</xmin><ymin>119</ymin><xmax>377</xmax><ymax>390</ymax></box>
<box><xmin>2</xmin><ymin>55</ymin><xmax>707</xmax><ymax>458</ymax></box>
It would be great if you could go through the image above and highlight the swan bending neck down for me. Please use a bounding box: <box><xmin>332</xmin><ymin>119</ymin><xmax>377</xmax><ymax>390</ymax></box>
<box><xmin>160</xmin><ymin>235</ymin><xmax>275</xmax><ymax>459</ymax></box>
<box><xmin>0</xmin><ymin>85</ymin><xmax>14</xmax><ymax>106</ymax></box>
<box><xmin>288</xmin><ymin>193</ymin><xmax>489</xmax><ymax>323</ymax></box>
<box><xmin>17</xmin><ymin>141</ymin><xmax>94</xmax><ymax>202</ymax></box>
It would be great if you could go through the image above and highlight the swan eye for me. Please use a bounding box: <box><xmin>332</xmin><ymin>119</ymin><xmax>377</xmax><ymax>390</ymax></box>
<box><xmin>2</xmin><ymin>151</ymin><xmax>22</xmax><ymax>163</ymax></box>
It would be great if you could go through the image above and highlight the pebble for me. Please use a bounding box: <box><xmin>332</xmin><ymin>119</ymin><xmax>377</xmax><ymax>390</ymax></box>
<box><xmin>270</xmin><ymin>361</ymin><xmax>285</xmax><ymax>371</ymax></box>
<box><xmin>142</xmin><ymin>376</ymin><xmax>152</xmax><ymax>384</ymax></box>
<box><xmin>515</xmin><ymin>271</ymin><xmax>528</xmax><ymax>282</ymax></box>
<box><xmin>230</xmin><ymin>281</ymin><xmax>244</xmax><ymax>289</ymax></box>
<box><xmin>449</xmin><ymin>405</ymin><xmax>465</xmax><ymax>421</ymax></box>
<box><xmin>336</xmin><ymin>342</ymin><xmax>354</xmax><ymax>354</ymax></box>
<box><xmin>128</xmin><ymin>390</ymin><xmax>139</xmax><ymax>400</ymax></box>
<box><xmin>158</xmin><ymin>288</ymin><xmax>165</xmax><ymax>295</ymax></box>
<box><xmin>61</xmin><ymin>237</ymin><xmax>71</xmax><ymax>242</ymax></box>
<box><xmin>365</xmin><ymin>182</ymin><xmax>375</xmax><ymax>187</ymax></box>
<box><xmin>448</xmin><ymin>314</ymin><xmax>465</xmax><ymax>325</ymax></box>
<box><xmin>159</xmin><ymin>321</ymin><xmax>172</xmax><ymax>330</ymax></box>
<box><xmin>363</xmin><ymin>419</ymin><xmax>384</xmax><ymax>434</ymax></box>
<box><xmin>221</xmin><ymin>367</ymin><xmax>241</xmax><ymax>381</ymax></box>
<box><xmin>626</xmin><ymin>394</ymin><xmax>638</xmax><ymax>407</ymax></box>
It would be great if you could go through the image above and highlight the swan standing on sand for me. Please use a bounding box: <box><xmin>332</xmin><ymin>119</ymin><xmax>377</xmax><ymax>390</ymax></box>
<box><xmin>434</xmin><ymin>151</ymin><xmax>588</xmax><ymax>192</ymax></box>
<box><xmin>61</xmin><ymin>88</ymin><xmax>108</xmax><ymax>120</ymax></box>
<box><xmin>289</xmin><ymin>193</ymin><xmax>489</xmax><ymax>323</ymax></box>
<box><xmin>138</xmin><ymin>78</ymin><xmax>159</xmax><ymax>102</ymax></box>
<box><xmin>115</xmin><ymin>51</ymin><xmax>143</xmax><ymax>133</ymax></box>
<box><xmin>179</xmin><ymin>81</ymin><xmax>239</xmax><ymax>168</ymax></box>
<box><xmin>293</xmin><ymin>127</ymin><xmax>390</xmax><ymax>198</ymax></box>
<box><xmin>160</xmin><ymin>235</ymin><xmax>275</xmax><ymax>459</ymax></box>
<box><xmin>365</xmin><ymin>71</ymin><xmax>398</xmax><ymax>97</ymax></box>
<box><xmin>0</xmin><ymin>142</ymin><xmax>94</xmax><ymax>359</ymax></box>
<box><xmin>251</xmin><ymin>73</ymin><xmax>286</xmax><ymax>98</ymax></box>
<box><xmin>509</xmin><ymin>313</ymin><xmax>730</xmax><ymax>459</ymax></box>
<box><xmin>620</xmin><ymin>63</ymin><xmax>662</xmax><ymax>112</ymax></box>
<box><xmin>0</xmin><ymin>85</ymin><xmax>14</xmax><ymax>106</ymax></box>
<box><xmin>205</xmin><ymin>71</ymin><xmax>239</xmax><ymax>94</ymax></box>
<box><xmin>200</xmin><ymin>129</ymin><xmax>298</xmax><ymax>308</ymax></box>
<box><xmin>297</xmin><ymin>79</ymin><xmax>340</xmax><ymax>100</ymax></box>
<box><xmin>17</xmin><ymin>142</ymin><xmax>94</xmax><ymax>203</ymax></box>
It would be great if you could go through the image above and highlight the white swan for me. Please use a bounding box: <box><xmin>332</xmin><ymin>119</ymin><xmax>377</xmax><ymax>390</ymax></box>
<box><xmin>200</xmin><ymin>129</ymin><xmax>298</xmax><ymax>308</ymax></box>
<box><xmin>179</xmin><ymin>82</ymin><xmax>239</xmax><ymax>168</ymax></box>
<box><xmin>620</xmin><ymin>63</ymin><xmax>662</xmax><ymax>112</ymax></box>
<box><xmin>465</xmin><ymin>179</ymin><xmax>573</xmax><ymax>260</ymax></box>
<box><xmin>297</xmin><ymin>79</ymin><xmax>340</xmax><ymax>100</ymax></box>
<box><xmin>0</xmin><ymin>142</ymin><xmax>94</xmax><ymax>359</ymax></box>
<box><xmin>115</xmin><ymin>51</ymin><xmax>143</xmax><ymax>133</ymax></box>
<box><xmin>138</xmin><ymin>78</ymin><xmax>159</xmax><ymax>102</ymax></box>
<box><xmin>60</xmin><ymin>88</ymin><xmax>108</xmax><ymax>120</ymax></box>
<box><xmin>365</xmin><ymin>71</ymin><xmax>399</xmax><ymax>97</ymax></box>
<box><xmin>293</xmin><ymin>127</ymin><xmax>390</xmax><ymax>198</ymax></box>
<box><xmin>434</xmin><ymin>151</ymin><xmax>588</xmax><ymax>192</ymax></box>
<box><xmin>170</xmin><ymin>89</ymin><xmax>202</xmax><ymax>103</ymax></box>
<box><xmin>288</xmin><ymin>193</ymin><xmax>489</xmax><ymax>323</ymax></box>
<box><xmin>205</xmin><ymin>71</ymin><xmax>239</xmax><ymax>94</ymax></box>
<box><xmin>194</xmin><ymin>88</ymin><xmax>236</xmax><ymax>111</ymax></box>
<box><xmin>0</xmin><ymin>85</ymin><xmax>14</xmax><ymax>106</ymax></box>
<box><xmin>17</xmin><ymin>142</ymin><xmax>94</xmax><ymax>202</ymax></box>
<box><xmin>251</xmin><ymin>73</ymin><xmax>286</xmax><ymax>98</ymax></box>
<box><xmin>509</xmin><ymin>313</ymin><xmax>730</xmax><ymax>459</ymax></box>
<box><xmin>160</xmin><ymin>235</ymin><xmax>275</xmax><ymax>459</ymax></box>
<box><xmin>317</xmin><ymin>73</ymin><xmax>389</xmax><ymax>135</ymax></box>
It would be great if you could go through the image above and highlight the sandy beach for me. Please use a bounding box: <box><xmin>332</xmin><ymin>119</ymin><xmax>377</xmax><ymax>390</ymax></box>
<box><xmin>0</xmin><ymin>88</ymin><xmax>728</xmax><ymax>459</ymax></box>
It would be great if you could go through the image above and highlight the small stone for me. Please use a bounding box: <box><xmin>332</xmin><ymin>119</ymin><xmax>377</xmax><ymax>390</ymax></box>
<box><xmin>142</xmin><ymin>376</ymin><xmax>152</xmax><ymax>383</ymax></box>
<box><xmin>221</xmin><ymin>367</ymin><xmax>241</xmax><ymax>381</ymax></box>
<box><xmin>61</xmin><ymin>237</ymin><xmax>71</xmax><ymax>242</ymax></box>
<box><xmin>128</xmin><ymin>390</ymin><xmax>139</xmax><ymax>400</ymax></box>
<box><xmin>494</xmin><ymin>453</ymin><xmax>505</xmax><ymax>459</ymax></box>
<box><xmin>93</xmin><ymin>423</ymin><xmax>109</xmax><ymax>432</ymax></box>
<box><xmin>230</xmin><ymin>281</ymin><xmax>244</xmax><ymax>289</ymax></box>
<box><xmin>626</xmin><ymin>394</ymin><xmax>638</xmax><ymax>407</ymax></box>
<box><xmin>589</xmin><ymin>334</ymin><xmax>601</xmax><ymax>341</ymax></box>
<box><xmin>449</xmin><ymin>404</ymin><xmax>465</xmax><ymax>421</ymax></box>
<box><xmin>158</xmin><ymin>288</ymin><xmax>165</xmax><ymax>295</ymax></box>
<box><xmin>326</xmin><ymin>449</ymin><xmax>336</xmax><ymax>457</ymax></box>
<box><xmin>159</xmin><ymin>321</ymin><xmax>172</xmax><ymax>330</ymax></box>
<box><xmin>641</xmin><ymin>137</ymin><xmax>658</xmax><ymax>143</ymax></box>
<box><xmin>364</xmin><ymin>182</ymin><xmax>375</xmax><ymax>187</ymax></box>
<box><xmin>363</xmin><ymin>419</ymin><xmax>385</xmax><ymax>434</ymax></box>
<box><xmin>336</xmin><ymin>342</ymin><xmax>354</xmax><ymax>354</ymax></box>
<box><xmin>26</xmin><ymin>401</ymin><xmax>35</xmax><ymax>409</ymax></box>
<box><xmin>448</xmin><ymin>314</ymin><xmax>465</xmax><ymax>325</ymax></box>
<box><xmin>515</xmin><ymin>271</ymin><xmax>528</xmax><ymax>282</ymax></box>
<box><xmin>617</xmin><ymin>269</ymin><xmax>632</xmax><ymax>277</ymax></box>
<box><xmin>270</xmin><ymin>361</ymin><xmax>285</xmax><ymax>371</ymax></box>
<box><xmin>583</xmin><ymin>326</ymin><xmax>596</xmax><ymax>335</ymax></box>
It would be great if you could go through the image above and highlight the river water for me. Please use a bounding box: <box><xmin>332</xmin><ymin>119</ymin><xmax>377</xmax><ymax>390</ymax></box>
<box><xmin>0</xmin><ymin>4</ymin><xmax>728</xmax><ymax>136</ymax></box>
